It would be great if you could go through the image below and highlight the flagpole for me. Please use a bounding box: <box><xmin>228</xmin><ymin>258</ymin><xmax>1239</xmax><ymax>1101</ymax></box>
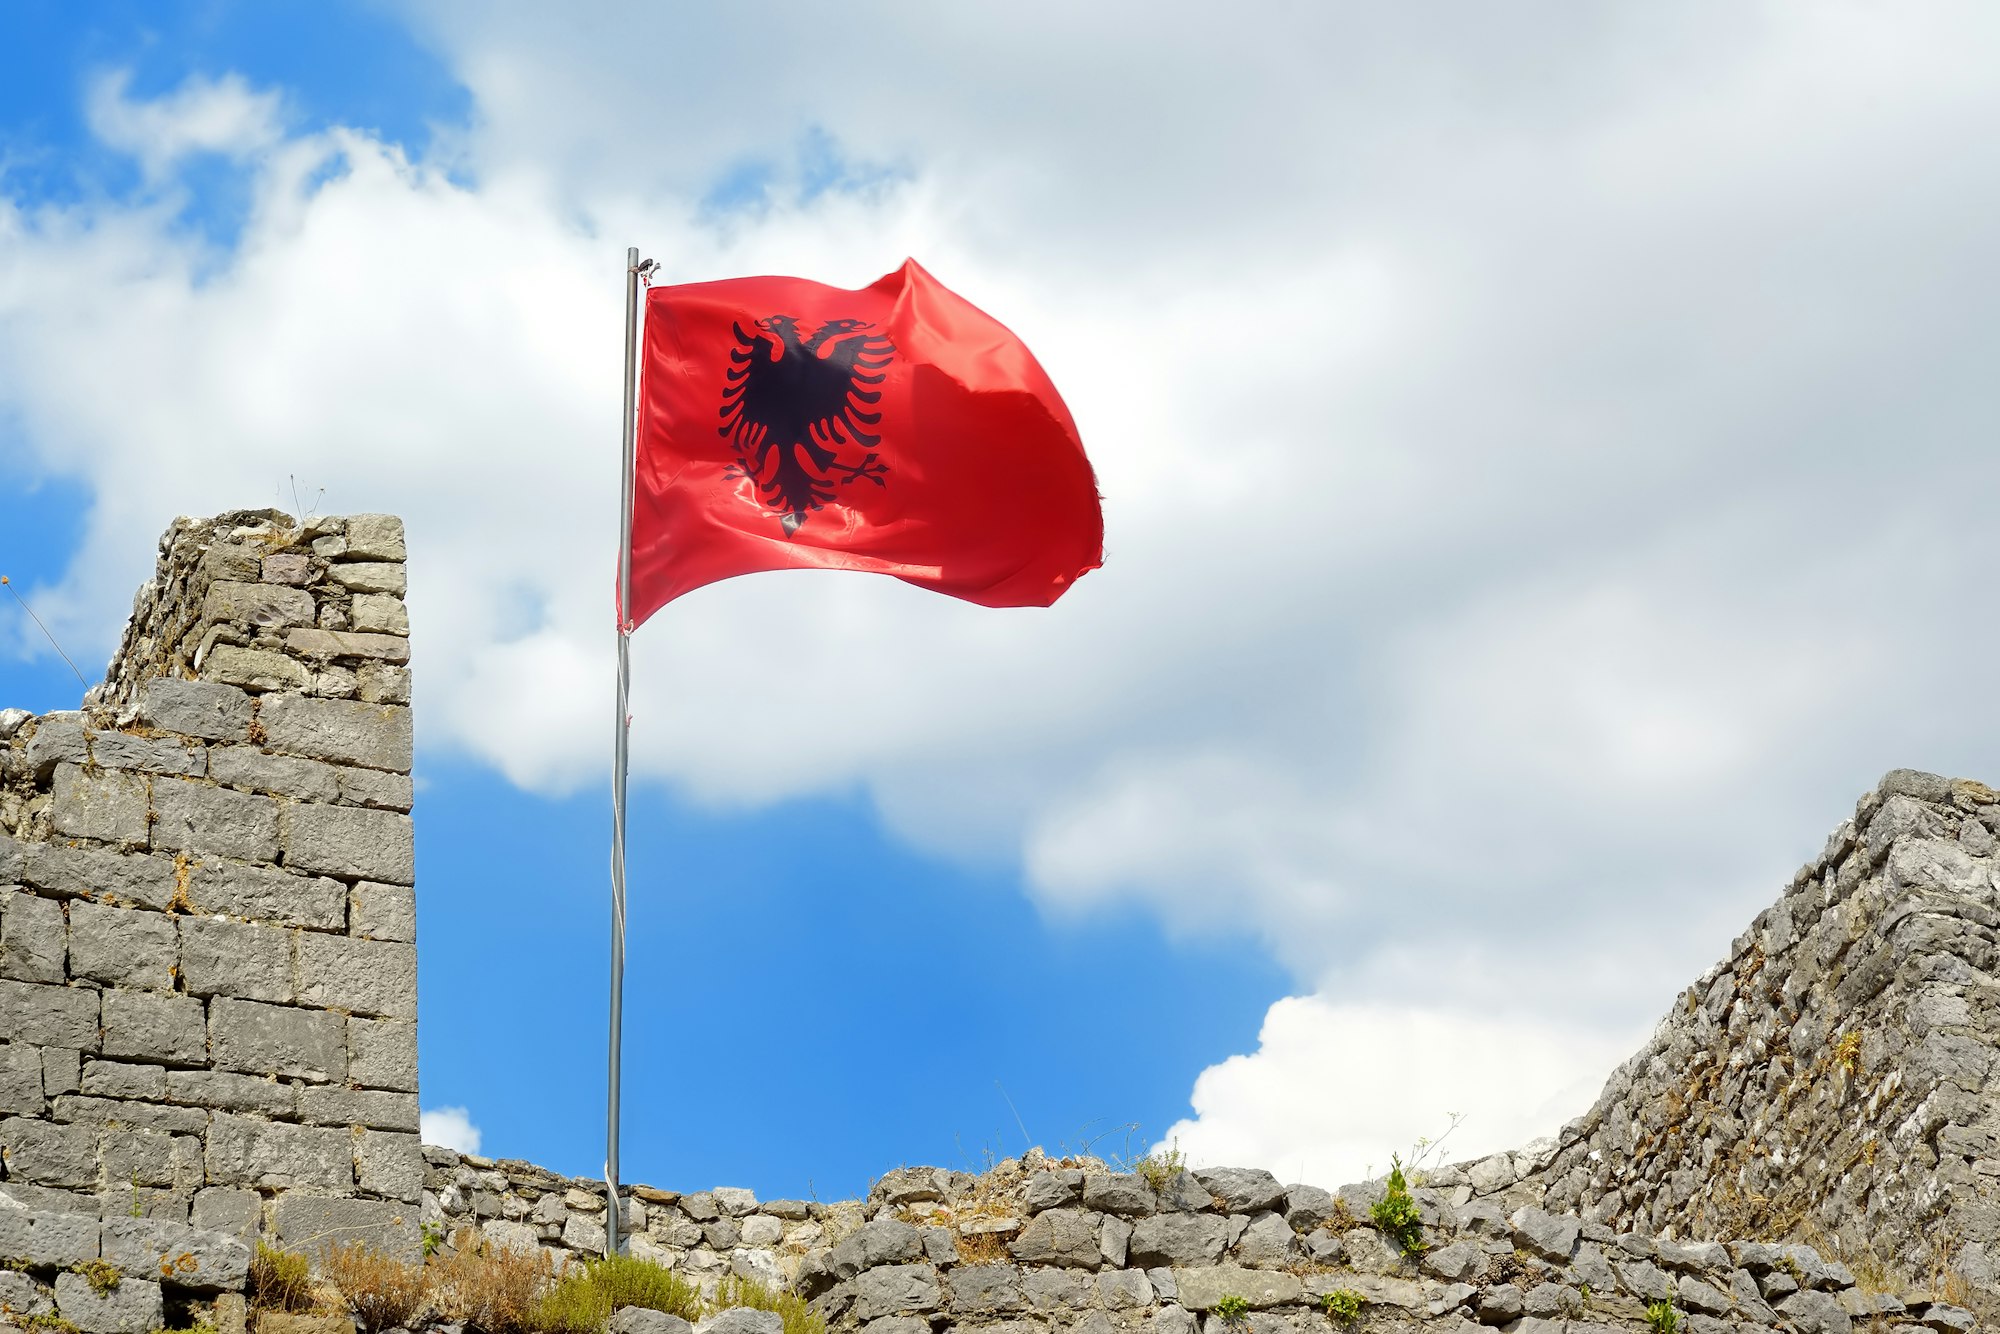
<box><xmin>607</xmin><ymin>244</ymin><xmax>642</xmax><ymax>1256</ymax></box>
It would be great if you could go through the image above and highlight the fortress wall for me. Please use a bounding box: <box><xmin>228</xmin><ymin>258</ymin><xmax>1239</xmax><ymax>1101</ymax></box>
<box><xmin>0</xmin><ymin>511</ymin><xmax>419</xmax><ymax>1317</ymax></box>
<box><xmin>1509</xmin><ymin>770</ymin><xmax>2000</xmax><ymax>1314</ymax></box>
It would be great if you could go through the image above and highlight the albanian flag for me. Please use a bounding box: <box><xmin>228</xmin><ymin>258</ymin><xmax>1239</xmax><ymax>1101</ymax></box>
<box><xmin>624</xmin><ymin>259</ymin><xmax>1102</xmax><ymax>627</ymax></box>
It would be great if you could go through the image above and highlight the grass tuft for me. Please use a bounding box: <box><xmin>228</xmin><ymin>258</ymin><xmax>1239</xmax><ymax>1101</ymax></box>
<box><xmin>249</xmin><ymin>1242</ymin><xmax>317</xmax><ymax>1314</ymax></box>
<box><xmin>322</xmin><ymin>1241</ymin><xmax>429</xmax><ymax>1333</ymax></box>
<box><xmin>715</xmin><ymin>1274</ymin><xmax>824</xmax><ymax>1334</ymax></box>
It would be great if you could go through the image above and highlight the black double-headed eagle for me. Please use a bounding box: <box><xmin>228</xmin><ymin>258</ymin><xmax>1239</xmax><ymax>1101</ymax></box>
<box><xmin>720</xmin><ymin>316</ymin><xmax>897</xmax><ymax>534</ymax></box>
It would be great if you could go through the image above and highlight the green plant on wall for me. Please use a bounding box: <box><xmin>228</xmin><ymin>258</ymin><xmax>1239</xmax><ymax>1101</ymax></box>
<box><xmin>1320</xmin><ymin>1289</ymin><xmax>1363</xmax><ymax>1322</ymax></box>
<box><xmin>1370</xmin><ymin>1155</ymin><xmax>1426</xmax><ymax>1254</ymax></box>
<box><xmin>1214</xmin><ymin>1295</ymin><xmax>1251</xmax><ymax>1327</ymax></box>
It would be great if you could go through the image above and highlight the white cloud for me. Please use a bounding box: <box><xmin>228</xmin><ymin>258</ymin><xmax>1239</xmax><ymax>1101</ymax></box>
<box><xmin>6</xmin><ymin>6</ymin><xmax>2000</xmax><ymax>1174</ymax></box>
<box><xmin>422</xmin><ymin>1105</ymin><xmax>483</xmax><ymax>1154</ymax></box>
<box><xmin>84</xmin><ymin>70</ymin><xmax>283</xmax><ymax>181</ymax></box>
<box><xmin>1158</xmin><ymin>997</ymin><xmax>1638</xmax><ymax>1188</ymax></box>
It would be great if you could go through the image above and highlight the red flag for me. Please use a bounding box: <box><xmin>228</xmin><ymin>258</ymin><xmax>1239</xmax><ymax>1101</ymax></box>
<box><xmin>624</xmin><ymin>259</ymin><xmax>1102</xmax><ymax>627</ymax></box>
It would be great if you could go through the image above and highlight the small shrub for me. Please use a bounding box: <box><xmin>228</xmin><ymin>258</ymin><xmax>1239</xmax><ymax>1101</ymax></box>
<box><xmin>421</xmin><ymin>1220</ymin><xmax>448</xmax><ymax>1258</ymax></box>
<box><xmin>1644</xmin><ymin>1300</ymin><xmax>1680</xmax><ymax>1334</ymax></box>
<box><xmin>1833</xmin><ymin>1031</ymin><xmax>1864</xmax><ymax>1077</ymax></box>
<box><xmin>715</xmin><ymin>1274</ymin><xmax>824</xmax><ymax>1334</ymax></box>
<box><xmin>1369</xmin><ymin>1156</ymin><xmax>1425</xmax><ymax>1255</ymax></box>
<box><xmin>429</xmin><ymin>1241</ymin><xmax>555</xmax><ymax>1334</ymax></box>
<box><xmin>322</xmin><ymin>1241</ymin><xmax>430</xmax><ymax>1333</ymax></box>
<box><xmin>1213</xmin><ymin>1295</ymin><xmax>1251</xmax><ymax>1326</ymax></box>
<box><xmin>537</xmin><ymin>1255</ymin><xmax>706</xmax><ymax>1334</ymax></box>
<box><xmin>249</xmin><ymin>1243</ymin><xmax>316</xmax><ymax>1313</ymax></box>
<box><xmin>72</xmin><ymin>1260</ymin><xmax>120</xmax><ymax>1295</ymax></box>
<box><xmin>1132</xmin><ymin>1142</ymin><xmax>1186</xmax><ymax>1194</ymax></box>
<box><xmin>1320</xmin><ymin>1289</ymin><xmax>1363</xmax><ymax>1321</ymax></box>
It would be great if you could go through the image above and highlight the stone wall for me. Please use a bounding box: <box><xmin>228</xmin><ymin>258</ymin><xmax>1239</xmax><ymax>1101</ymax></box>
<box><xmin>414</xmin><ymin>1148</ymin><xmax>1954</xmax><ymax>1334</ymax></box>
<box><xmin>0</xmin><ymin>510</ymin><xmax>420</xmax><ymax>1325</ymax></box>
<box><xmin>1505</xmin><ymin>769</ymin><xmax>1999</xmax><ymax>1319</ymax></box>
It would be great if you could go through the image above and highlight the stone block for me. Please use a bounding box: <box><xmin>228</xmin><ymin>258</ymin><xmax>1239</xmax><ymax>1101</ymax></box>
<box><xmin>299</xmin><ymin>1086</ymin><xmax>418</xmax><ymax>1131</ymax></box>
<box><xmin>101</xmin><ymin>990</ymin><xmax>207</xmax><ymax>1065</ymax></box>
<box><xmin>51</xmin><ymin>763</ymin><xmax>151</xmax><ymax>846</ymax></box>
<box><xmin>25</xmin><ymin>715</ymin><xmax>88</xmax><ymax>781</ymax></box>
<box><xmin>0</xmin><ymin>1269</ymin><xmax>53</xmax><ymax>1318</ymax></box>
<box><xmin>43</xmin><ymin>1046</ymin><xmax>80</xmax><ymax>1094</ymax></box>
<box><xmin>2</xmin><ymin>888</ymin><xmax>68</xmax><ymax>983</ymax></box>
<box><xmin>344</xmin><ymin>516</ymin><xmax>406</xmax><ymax>562</ymax></box>
<box><xmin>258</xmin><ymin>696</ymin><xmax>411</xmax><ymax>771</ymax></box>
<box><xmin>280</xmin><ymin>804</ymin><xmax>415</xmax><ymax>885</ymax></box>
<box><xmin>296</xmin><ymin>932</ymin><xmax>416</xmax><ymax>1018</ymax></box>
<box><xmin>613</xmin><ymin>1310</ymin><xmax>693</xmax><ymax>1334</ymax></box>
<box><xmin>23</xmin><ymin>843</ymin><xmax>177</xmax><ymax>909</ymax></box>
<box><xmin>68</xmin><ymin>900</ymin><xmax>180</xmax><ymax>991</ymax></box>
<box><xmin>0</xmin><ymin>834</ymin><xmax>22</xmax><ymax>883</ymax></box>
<box><xmin>849</xmin><ymin>1265</ymin><xmax>942</xmax><ymax>1322</ymax></box>
<box><xmin>0</xmin><ymin>1115</ymin><xmax>98</xmax><ymax>1186</ymax></box>
<box><xmin>0</xmin><ymin>1041</ymin><xmax>44</xmax><ymax>1113</ymax></box>
<box><xmin>950</xmin><ymin>1264</ymin><xmax>1025</xmax><ymax>1314</ymax></box>
<box><xmin>262</xmin><ymin>552</ymin><xmax>313</xmax><ymax>585</ymax></box>
<box><xmin>80</xmin><ymin>1060</ymin><xmax>168</xmax><ymax>1101</ymax></box>
<box><xmin>270</xmin><ymin>1193</ymin><xmax>419</xmax><ymax>1261</ymax></box>
<box><xmin>190</xmin><ymin>1186</ymin><xmax>263</xmax><ymax>1240</ymax></box>
<box><xmin>151</xmin><ymin>777</ymin><xmax>280</xmax><ymax>862</ymax></box>
<box><xmin>354</xmin><ymin>1128</ymin><xmax>424</xmax><ymax>1201</ymax></box>
<box><xmin>347</xmin><ymin>1017</ymin><xmax>417</xmax><ymax>1092</ymax></box>
<box><xmin>831</xmin><ymin>1218</ymin><xmax>924</xmax><ymax>1276</ymax></box>
<box><xmin>53</xmin><ymin>1095</ymin><xmax>208</xmax><ymax>1135</ymax></box>
<box><xmin>1510</xmin><ymin>1206</ymin><xmax>1581</xmax><ymax>1262</ymax></box>
<box><xmin>349</xmin><ymin>593</ymin><xmax>408</xmax><ymax>635</ymax></box>
<box><xmin>208</xmin><ymin>746</ymin><xmax>340</xmax><ymax>801</ymax></box>
<box><xmin>205</xmin><ymin>1112</ymin><xmax>353</xmax><ymax>1192</ymax></box>
<box><xmin>201</xmin><ymin>580</ymin><xmax>314</xmax><ymax>629</ymax></box>
<box><xmin>139</xmin><ymin>679</ymin><xmax>253</xmax><ymax>743</ymax></box>
<box><xmin>0</xmin><ymin>1203</ymin><xmax>99</xmax><ymax>1265</ymax></box>
<box><xmin>87</xmin><ymin>731</ymin><xmax>205</xmax><ymax>776</ymax></box>
<box><xmin>100</xmin><ymin>1215</ymin><xmax>251</xmax><ymax>1293</ymax></box>
<box><xmin>1170</xmin><ymin>1266</ymin><xmax>1301</xmax><ymax>1311</ymax></box>
<box><xmin>99</xmin><ymin>1123</ymin><xmax>202</xmax><ymax>1192</ymax></box>
<box><xmin>1084</xmin><ymin>1173</ymin><xmax>1159</xmax><ymax>1217</ymax></box>
<box><xmin>699</xmin><ymin>1313</ymin><xmax>782</xmax><ymax>1334</ymax></box>
<box><xmin>1009</xmin><ymin>1208</ymin><xmax>1101</xmax><ymax>1269</ymax></box>
<box><xmin>327</xmin><ymin>562</ymin><xmax>406</xmax><ymax>596</ymax></box>
<box><xmin>166</xmin><ymin>1069</ymin><xmax>296</xmax><ymax>1117</ymax></box>
<box><xmin>0</xmin><ymin>979</ymin><xmax>100</xmax><ymax>1050</ymax></box>
<box><xmin>180</xmin><ymin>918</ymin><xmax>294</xmax><ymax>1003</ymax></box>
<box><xmin>1192</xmin><ymin>1168</ymin><xmax>1286</xmax><ymax>1214</ymax></box>
<box><xmin>355</xmin><ymin>663</ymin><xmax>410</xmax><ymax>705</ymax></box>
<box><xmin>210</xmin><ymin>998</ymin><xmax>344</xmax><ymax>1082</ymax></box>
<box><xmin>201</xmin><ymin>645</ymin><xmax>310</xmax><ymax>693</ymax></box>
<box><xmin>187</xmin><ymin>862</ymin><xmax>346</xmax><ymax>930</ymax></box>
<box><xmin>337</xmin><ymin>768</ymin><xmax>413</xmax><ymax>812</ymax></box>
<box><xmin>55</xmin><ymin>1269</ymin><xmax>163</xmax><ymax>1334</ymax></box>
<box><xmin>1129</xmin><ymin>1214</ymin><xmax>1230</xmax><ymax>1268</ymax></box>
<box><xmin>285</xmin><ymin>628</ymin><xmax>410</xmax><ymax>662</ymax></box>
<box><xmin>349</xmin><ymin>881</ymin><xmax>415</xmax><ymax>942</ymax></box>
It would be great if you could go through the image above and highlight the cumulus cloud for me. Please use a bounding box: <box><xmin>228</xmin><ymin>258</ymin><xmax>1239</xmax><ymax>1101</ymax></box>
<box><xmin>1158</xmin><ymin>997</ymin><xmax>1638</xmax><ymax>1187</ymax></box>
<box><xmin>84</xmin><ymin>69</ymin><xmax>284</xmax><ymax>181</ymax></box>
<box><xmin>6</xmin><ymin>4</ymin><xmax>2000</xmax><ymax>1175</ymax></box>
<box><xmin>422</xmin><ymin>1105</ymin><xmax>483</xmax><ymax>1154</ymax></box>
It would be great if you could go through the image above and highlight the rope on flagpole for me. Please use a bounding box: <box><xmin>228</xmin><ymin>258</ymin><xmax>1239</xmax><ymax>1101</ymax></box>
<box><xmin>607</xmin><ymin>245</ymin><xmax>649</xmax><ymax>1256</ymax></box>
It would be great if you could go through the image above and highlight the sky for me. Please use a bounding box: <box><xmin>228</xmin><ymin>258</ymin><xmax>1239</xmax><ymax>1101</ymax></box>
<box><xmin>3</xmin><ymin>1</ymin><xmax>2000</xmax><ymax>1202</ymax></box>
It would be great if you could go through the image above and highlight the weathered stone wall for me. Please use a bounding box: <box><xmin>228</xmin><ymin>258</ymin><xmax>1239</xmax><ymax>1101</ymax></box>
<box><xmin>415</xmin><ymin>1148</ymin><xmax>1949</xmax><ymax>1334</ymax></box>
<box><xmin>1503</xmin><ymin>769</ymin><xmax>1999</xmax><ymax>1318</ymax></box>
<box><xmin>0</xmin><ymin>510</ymin><xmax>419</xmax><ymax>1326</ymax></box>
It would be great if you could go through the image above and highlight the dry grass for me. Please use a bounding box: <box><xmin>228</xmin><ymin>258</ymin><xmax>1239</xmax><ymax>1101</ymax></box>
<box><xmin>322</xmin><ymin>1241</ymin><xmax>430</xmax><ymax>1333</ymax></box>
<box><xmin>249</xmin><ymin>1243</ymin><xmax>317</xmax><ymax>1313</ymax></box>
<box><xmin>429</xmin><ymin>1237</ymin><xmax>557</xmax><ymax>1334</ymax></box>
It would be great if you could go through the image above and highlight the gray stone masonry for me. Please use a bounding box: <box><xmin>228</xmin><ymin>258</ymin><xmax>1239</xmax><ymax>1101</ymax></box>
<box><xmin>0</xmin><ymin>510</ymin><xmax>418</xmax><ymax>1258</ymax></box>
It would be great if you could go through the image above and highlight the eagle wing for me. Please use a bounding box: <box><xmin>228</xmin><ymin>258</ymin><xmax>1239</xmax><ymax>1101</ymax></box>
<box><xmin>720</xmin><ymin>323</ymin><xmax>782</xmax><ymax>452</ymax></box>
<box><xmin>801</xmin><ymin>328</ymin><xmax>894</xmax><ymax>449</ymax></box>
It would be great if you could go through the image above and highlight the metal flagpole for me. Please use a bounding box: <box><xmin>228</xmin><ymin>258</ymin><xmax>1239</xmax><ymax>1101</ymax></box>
<box><xmin>607</xmin><ymin>245</ymin><xmax>644</xmax><ymax>1256</ymax></box>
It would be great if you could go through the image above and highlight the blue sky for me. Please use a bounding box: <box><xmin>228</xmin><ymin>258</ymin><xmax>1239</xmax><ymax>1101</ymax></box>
<box><xmin>4</xmin><ymin>1</ymin><xmax>1999</xmax><ymax>1201</ymax></box>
